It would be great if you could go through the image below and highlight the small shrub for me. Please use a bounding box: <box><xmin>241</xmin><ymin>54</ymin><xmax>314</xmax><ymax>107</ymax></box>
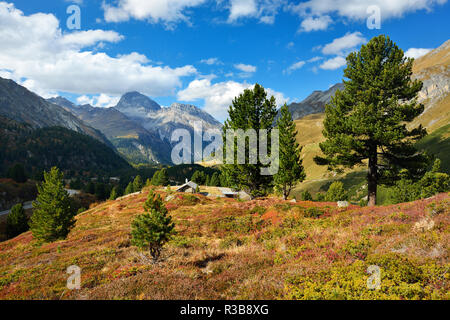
<box><xmin>325</xmin><ymin>181</ymin><xmax>348</xmax><ymax>202</ymax></box>
<box><xmin>304</xmin><ymin>207</ymin><xmax>324</xmax><ymax>218</ymax></box>
<box><xmin>219</xmin><ymin>235</ymin><xmax>245</xmax><ymax>249</ymax></box>
<box><xmin>300</xmin><ymin>190</ymin><xmax>313</xmax><ymax>201</ymax></box>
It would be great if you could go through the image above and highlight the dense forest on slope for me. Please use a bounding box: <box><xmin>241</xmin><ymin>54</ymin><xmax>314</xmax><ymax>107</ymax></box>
<box><xmin>0</xmin><ymin>116</ymin><xmax>131</xmax><ymax>178</ymax></box>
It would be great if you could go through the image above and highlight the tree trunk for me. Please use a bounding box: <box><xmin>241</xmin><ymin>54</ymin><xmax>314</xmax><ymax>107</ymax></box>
<box><xmin>367</xmin><ymin>145</ymin><xmax>378</xmax><ymax>207</ymax></box>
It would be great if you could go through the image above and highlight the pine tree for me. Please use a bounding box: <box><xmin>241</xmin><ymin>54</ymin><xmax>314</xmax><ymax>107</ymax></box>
<box><xmin>209</xmin><ymin>172</ymin><xmax>220</xmax><ymax>187</ymax></box>
<box><xmin>133</xmin><ymin>175</ymin><xmax>144</xmax><ymax>192</ymax></box>
<box><xmin>205</xmin><ymin>175</ymin><xmax>210</xmax><ymax>186</ymax></box>
<box><xmin>314</xmin><ymin>35</ymin><xmax>428</xmax><ymax>206</ymax></box>
<box><xmin>131</xmin><ymin>191</ymin><xmax>175</xmax><ymax>262</ymax></box>
<box><xmin>29</xmin><ymin>167</ymin><xmax>74</xmax><ymax>242</ymax></box>
<box><xmin>191</xmin><ymin>171</ymin><xmax>206</xmax><ymax>185</ymax></box>
<box><xmin>124</xmin><ymin>181</ymin><xmax>134</xmax><ymax>195</ymax></box>
<box><xmin>6</xmin><ymin>203</ymin><xmax>29</xmax><ymax>239</ymax></box>
<box><xmin>109</xmin><ymin>186</ymin><xmax>119</xmax><ymax>200</ymax></box>
<box><xmin>158</xmin><ymin>169</ymin><xmax>169</xmax><ymax>186</ymax></box>
<box><xmin>222</xmin><ymin>84</ymin><xmax>278</xmax><ymax>197</ymax></box>
<box><xmin>151</xmin><ymin>170</ymin><xmax>160</xmax><ymax>186</ymax></box>
<box><xmin>274</xmin><ymin>104</ymin><xmax>306</xmax><ymax>200</ymax></box>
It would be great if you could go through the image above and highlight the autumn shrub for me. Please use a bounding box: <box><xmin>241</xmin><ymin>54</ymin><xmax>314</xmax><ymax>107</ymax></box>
<box><xmin>304</xmin><ymin>207</ymin><xmax>325</xmax><ymax>218</ymax></box>
<box><xmin>341</xmin><ymin>237</ymin><xmax>371</xmax><ymax>260</ymax></box>
<box><xmin>219</xmin><ymin>235</ymin><xmax>245</xmax><ymax>249</ymax></box>
<box><xmin>285</xmin><ymin>253</ymin><xmax>447</xmax><ymax>300</ymax></box>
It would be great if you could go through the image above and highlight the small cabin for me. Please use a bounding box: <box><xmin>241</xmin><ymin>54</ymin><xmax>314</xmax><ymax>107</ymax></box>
<box><xmin>176</xmin><ymin>180</ymin><xmax>198</xmax><ymax>193</ymax></box>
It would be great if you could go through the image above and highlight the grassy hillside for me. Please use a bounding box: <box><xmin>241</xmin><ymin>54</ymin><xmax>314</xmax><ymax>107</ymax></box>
<box><xmin>0</xmin><ymin>188</ymin><xmax>448</xmax><ymax>300</ymax></box>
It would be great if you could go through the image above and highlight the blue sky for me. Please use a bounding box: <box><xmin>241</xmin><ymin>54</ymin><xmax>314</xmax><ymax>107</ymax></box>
<box><xmin>1</xmin><ymin>0</ymin><xmax>449</xmax><ymax>121</ymax></box>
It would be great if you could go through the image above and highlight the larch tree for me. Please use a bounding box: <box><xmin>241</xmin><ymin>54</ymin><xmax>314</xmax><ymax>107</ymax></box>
<box><xmin>315</xmin><ymin>35</ymin><xmax>428</xmax><ymax>206</ymax></box>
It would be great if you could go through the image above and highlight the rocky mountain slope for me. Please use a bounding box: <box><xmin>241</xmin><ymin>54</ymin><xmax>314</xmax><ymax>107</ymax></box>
<box><xmin>411</xmin><ymin>39</ymin><xmax>450</xmax><ymax>131</ymax></box>
<box><xmin>49</xmin><ymin>98</ymin><xmax>172</xmax><ymax>164</ymax></box>
<box><xmin>0</xmin><ymin>78</ymin><xmax>111</xmax><ymax>147</ymax></box>
<box><xmin>278</xmin><ymin>83</ymin><xmax>344</xmax><ymax>121</ymax></box>
<box><xmin>53</xmin><ymin>92</ymin><xmax>222</xmax><ymax>165</ymax></box>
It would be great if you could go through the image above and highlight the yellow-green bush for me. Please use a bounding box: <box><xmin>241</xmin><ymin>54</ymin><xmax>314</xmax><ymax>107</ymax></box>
<box><xmin>285</xmin><ymin>253</ymin><xmax>449</xmax><ymax>300</ymax></box>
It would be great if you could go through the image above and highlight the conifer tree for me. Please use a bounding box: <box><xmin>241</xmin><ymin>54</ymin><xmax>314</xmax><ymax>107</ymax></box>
<box><xmin>222</xmin><ymin>84</ymin><xmax>278</xmax><ymax>196</ymax></box>
<box><xmin>6</xmin><ymin>203</ymin><xmax>29</xmax><ymax>239</ymax></box>
<box><xmin>133</xmin><ymin>175</ymin><xmax>144</xmax><ymax>192</ymax></box>
<box><xmin>109</xmin><ymin>186</ymin><xmax>119</xmax><ymax>200</ymax></box>
<box><xmin>274</xmin><ymin>104</ymin><xmax>305</xmax><ymax>200</ymax></box>
<box><xmin>29</xmin><ymin>167</ymin><xmax>74</xmax><ymax>242</ymax></box>
<box><xmin>151</xmin><ymin>170</ymin><xmax>160</xmax><ymax>186</ymax></box>
<box><xmin>124</xmin><ymin>182</ymin><xmax>134</xmax><ymax>195</ymax></box>
<box><xmin>131</xmin><ymin>191</ymin><xmax>175</xmax><ymax>262</ymax></box>
<box><xmin>158</xmin><ymin>168</ymin><xmax>169</xmax><ymax>186</ymax></box>
<box><xmin>209</xmin><ymin>172</ymin><xmax>221</xmax><ymax>187</ymax></box>
<box><xmin>314</xmin><ymin>35</ymin><xmax>427</xmax><ymax>206</ymax></box>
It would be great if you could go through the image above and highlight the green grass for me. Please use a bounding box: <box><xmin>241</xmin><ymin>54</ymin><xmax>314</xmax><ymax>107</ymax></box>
<box><xmin>416</xmin><ymin>123</ymin><xmax>450</xmax><ymax>174</ymax></box>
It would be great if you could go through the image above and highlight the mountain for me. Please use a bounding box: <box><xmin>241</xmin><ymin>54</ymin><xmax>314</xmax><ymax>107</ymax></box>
<box><xmin>139</xmin><ymin>103</ymin><xmax>222</xmax><ymax>141</ymax></box>
<box><xmin>0</xmin><ymin>77</ymin><xmax>112</xmax><ymax>147</ymax></box>
<box><xmin>115</xmin><ymin>91</ymin><xmax>161</xmax><ymax>118</ymax></box>
<box><xmin>49</xmin><ymin>100</ymin><xmax>172</xmax><ymax>164</ymax></box>
<box><xmin>278</xmin><ymin>83</ymin><xmax>345</xmax><ymax>121</ymax></box>
<box><xmin>51</xmin><ymin>92</ymin><xmax>223</xmax><ymax>165</ymax></box>
<box><xmin>0</xmin><ymin>115</ymin><xmax>130</xmax><ymax>178</ymax></box>
<box><xmin>410</xmin><ymin>39</ymin><xmax>450</xmax><ymax>131</ymax></box>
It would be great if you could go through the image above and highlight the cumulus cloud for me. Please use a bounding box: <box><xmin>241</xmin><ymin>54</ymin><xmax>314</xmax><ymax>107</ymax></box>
<box><xmin>234</xmin><ymin>63</ymin><xmax>257</xmax><ymax>73</ymax></box>
<box><xmin>177</xmin><ymin>78</ymin><xmax>288</xmax><ymax>121</ymax></box>
<box><xmin>299</xmin><ymin>15</ymin><xmax>332</xmax><ymax>32</ymax></box>
<box><xmin>319</xmin><ymin>56</ymin><xmax>347</xmax><ymax>70</ymax></box>
<box><xmin>103</xmin><ymin>0</ymin><xmax>206</xmax><ymax>27</ymax></box>
<box><xmin>322</xmin><ymin>32</ymin><xmax>366</xmax><ymax>56</ymax></box>
<box><xmin>226</xmin><ymin>0</ymin><xmax>284</xmax><ymax>24</ymax></box>
<box><xmin>290</xmin><ymin>0</ymin><xmax>447</xmax><ymax>21</ymax></box>
<box><xmin>77</xmin><ymin>94</ymin><xmax>121</xmax><ymax>108</ymax></box>
<box><xmin>0</xmin><ymin>2</ymin><xmax>196</xmax><ymax>97</ymax></box>
<box><xmin>405</xmin><ymin>48</ymin><xmax>432</xmax><ymax>59</ymax></box>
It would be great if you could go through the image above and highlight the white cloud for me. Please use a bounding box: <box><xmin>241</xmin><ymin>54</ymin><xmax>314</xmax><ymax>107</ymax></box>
<box><xmin>322</xmin><ymin>32</ymin><xmax>366</xmax><ymax>56</ymax></box>
<box><xmin>234</xmin><ymin>63</ymin><xmax>257</xmax><ymax>73</ymax></box>
<box><xmin>285</xmin><ymin>61</ymin><xmax>305</xmax><ymax>74</ymax></box>
<box><xmin>289</xmin><ymin>0</ymin><xmax>447</xmax><ymax>21</ymax></box>
<box><xmin>177</xmin><ymin>78</ymin><xmax>288</xmax><ymax>121</ymax></box>
<box><xmin>405</xmin><ymin>48</ymin><xmax>432</xmax><ymax>59</ymax></box>
<box><xmin>77</xmin><ymin>94</ymin><xmax>120</xmax><ymax>108</ymax></box>
<box><xmin>103</xmin><ymin>0</ymin><xmax>206</xmax><ymax>27</ymax></box>
<box><xmin>320</xmin><ymin>56</ymin><xmax>347</xmax><ymax>70</ymax></box>
<box><xmin>200</xmin><ymin>57</ymin><xmax>223</xmax><ymax>65</ymax></box>
<box><xmin>226</xmin><ymin>0</ymin><xmax>284</xmax><ymax>24</ymax></box>
<box><xmin>0</xmin><ymin>2</ymin><xmax>197</xmax><ymax>98</ymax></box>
<box><xmin>299</xmin><ymin>15</ymin><xmax>332</xmax><ymax>32</ymax></box>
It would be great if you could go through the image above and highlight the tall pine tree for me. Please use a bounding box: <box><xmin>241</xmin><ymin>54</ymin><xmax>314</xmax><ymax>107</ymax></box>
<box><xmin>222</xmin><ymin>84</ymin><xmax>278</xmax><ymax>196</ymax></box>
<box><xmin>29</xmin><ymin>167</ymin><xmax>75</xmax><ymax>242</ymax></box>
<box><xmin>6</xmin><ymin>203</ymin><xmax>29</xmax><ymax>239</ymax></box>
<box><xmin>315</xmin><ymin>35</ymin><xmax>428</xmax><ymax>206</ymax></box>
<box><xmin>274</xmin><ymin>104</ymin><xmax>306</xmax><ymax>200</ymax></box>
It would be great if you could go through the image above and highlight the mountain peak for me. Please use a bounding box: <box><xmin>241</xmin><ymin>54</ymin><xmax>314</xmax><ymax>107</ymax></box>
<box><xmin>116</xmin><ymin>91</ymin><xmax>161</xmax><ymax>113</ymax></box>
